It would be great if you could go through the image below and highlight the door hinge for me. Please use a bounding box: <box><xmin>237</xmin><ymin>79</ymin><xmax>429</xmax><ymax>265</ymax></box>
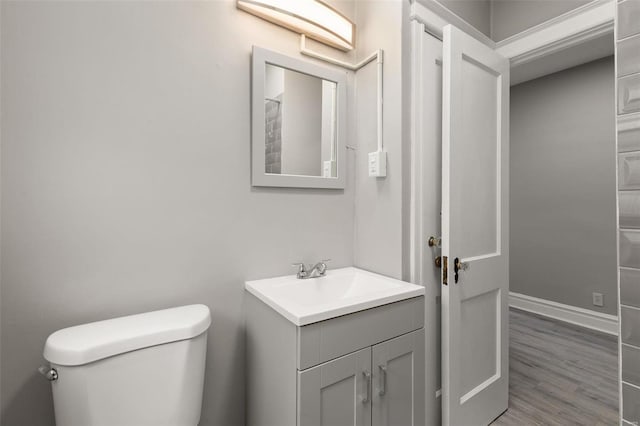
<box><xmin>442</xmin><ymin>256</ymin><xmax>448</xmax><ymax>285</ymax></box>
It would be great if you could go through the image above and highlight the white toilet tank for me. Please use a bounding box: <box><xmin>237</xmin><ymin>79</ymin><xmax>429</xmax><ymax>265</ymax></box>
<box><xmin>43</xmin><ymin>304</ymin><xmax>211</xmax><ymax>426</ymax></box>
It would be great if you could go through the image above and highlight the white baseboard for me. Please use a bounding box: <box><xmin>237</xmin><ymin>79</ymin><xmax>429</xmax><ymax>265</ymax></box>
<box><xmin>509</xmin><ymin>292</ymin><xmax>618</xmax><ymax>336</ymax></box>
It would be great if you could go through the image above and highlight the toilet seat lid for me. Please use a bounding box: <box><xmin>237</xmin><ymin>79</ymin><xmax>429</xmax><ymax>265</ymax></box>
<box><xmin>44</xmin><ymin>304</ymin><xmax>211</xmax><ymax>366</ymax></box>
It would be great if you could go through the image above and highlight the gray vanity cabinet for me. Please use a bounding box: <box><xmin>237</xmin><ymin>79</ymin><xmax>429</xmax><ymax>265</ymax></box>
<box><xmin>297</xmin><ymin>329</ymin><xmax>425</xmax><ymax>426</ymax></box>
<box><xmin>246</xmin><ymin>293</ymin><xmax>425</xmax><ymax>426</ymax></box>
<box><xmin>372</xmin><ymin>330</ymin><xmax>425</xmax><ymax>426</ymax></box>
<box><xmin>298</xmin><ymin>348</ymin><xmax>372</xmax><ymax>426</ymax></box>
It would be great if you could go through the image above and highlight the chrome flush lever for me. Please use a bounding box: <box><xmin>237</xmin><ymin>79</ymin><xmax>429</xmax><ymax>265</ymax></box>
<box><xmin>38</xmin><ymin>365</ymin><xmax>58</xmax><ymax>381</ymax></box>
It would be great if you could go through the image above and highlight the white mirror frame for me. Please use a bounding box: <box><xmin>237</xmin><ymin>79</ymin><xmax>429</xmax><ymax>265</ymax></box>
<box><xmin>251</xmin><ymin>46</ymin><xmax>347</xmax><ymax>189</ymax></box>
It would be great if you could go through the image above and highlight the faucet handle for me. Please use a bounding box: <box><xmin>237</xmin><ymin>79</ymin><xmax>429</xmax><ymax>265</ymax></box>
<box><xmin>318</xmin><ymin>259</ymin><xmax>331</xmax><ymax>275</ymax></box>
<box><xmin>292</xmin><ymin>263</ymin><xmax>308</xmax><ymax>278</ymax></box>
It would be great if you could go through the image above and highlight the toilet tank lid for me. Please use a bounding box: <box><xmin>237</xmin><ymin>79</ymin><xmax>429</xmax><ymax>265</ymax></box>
<box><xmin>43</xmin><ymin>304</ymin><xmax>211</xmax><ymax>366</ymax></box>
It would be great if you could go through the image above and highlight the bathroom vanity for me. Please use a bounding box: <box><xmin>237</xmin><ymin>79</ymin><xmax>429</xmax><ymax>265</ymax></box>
<box><xmin>245</xmin><ymin>267</ymin><xmax>425</xmax><ymax>426</ymax></box>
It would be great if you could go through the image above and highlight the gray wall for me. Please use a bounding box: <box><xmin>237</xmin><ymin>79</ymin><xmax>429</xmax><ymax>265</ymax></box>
<box><xmin>0</xmin><ymin>1</ymin><xmax>357</xmax><ymax>425</ymax></box>
<box><xmin>353</xmin><ymin>0</ymin><xmax>407</xmax><ymax>279</ymax></box>
<box><xmin>490</xmin><ymin>0</ymin><xmax>590</xmax><ymax>41</ymax></box>
<box><xmin>435</xmin><ymin>0</ymin><xmax>591</xmax><ymax>42</ymax></box>
<box><xmin>436</xmin><ymin>0</ymin><xmax>491</xmax><ymax>37</ymax></box>
<box><xmin>510</xmin><ymin>56</ymin><xmax>618</xmax><ymax>315</ymax></box>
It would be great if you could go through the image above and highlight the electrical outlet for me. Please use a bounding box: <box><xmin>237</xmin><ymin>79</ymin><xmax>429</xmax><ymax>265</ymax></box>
<box><xmin>592</xmin><ymin>292</ymin><xmax>604</xmax><ymax>307</ymax></box>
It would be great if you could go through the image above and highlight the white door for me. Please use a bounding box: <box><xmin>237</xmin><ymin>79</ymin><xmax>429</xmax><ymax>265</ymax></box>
<box><xmin>441</xmin><ymin>24</ymin><xmax>510</xmax><ymax>426</ymax></box>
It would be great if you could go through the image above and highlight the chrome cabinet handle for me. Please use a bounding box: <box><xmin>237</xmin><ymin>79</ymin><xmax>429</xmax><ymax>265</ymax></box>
<box><xmin>362</xmin><ymin>370</ymin><xmax>371</xmax><ymax>403</ymax></box>
<box><xmin>378</xmin><ymin>365</ymin><xmax>387</xmax><ymax>396</ymax></box>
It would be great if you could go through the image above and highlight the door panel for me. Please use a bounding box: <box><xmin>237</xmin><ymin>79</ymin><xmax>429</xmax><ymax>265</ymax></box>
<box><xmin>456</xmin><ymin>57</ymin><xmax>499</xmax><ymax>260</ymax></box>
<box><xmin>441</xmin><ymin>24</ymin><xmax>510</xmax><ymax>426</ymax></box>
<box><xmin>298</xmin><ymin>348</ymin><xmax>372</xmax><ymax>426</ymax></box>
<box><xmin>459</xmin><ymin>289</ymin><xmax>499</xmax><ymax>397</ymax></box>
<box><xmin>372</xmin><ymin>330</ymin><xmax>425</xmax><ymax>426</ymax></box>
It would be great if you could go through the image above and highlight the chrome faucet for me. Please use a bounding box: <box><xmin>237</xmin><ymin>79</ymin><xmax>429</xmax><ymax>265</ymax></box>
<box><xmin>292</xmin><ymin>260</ymin><xmax>330</xmax><ymax>279</ymax></box>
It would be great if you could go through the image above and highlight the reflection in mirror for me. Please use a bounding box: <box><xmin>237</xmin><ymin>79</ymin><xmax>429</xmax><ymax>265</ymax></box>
<box><xmin>264</xmin><ymin>64</ymin><xmax>337</xmax><ymax>178</ymax></box>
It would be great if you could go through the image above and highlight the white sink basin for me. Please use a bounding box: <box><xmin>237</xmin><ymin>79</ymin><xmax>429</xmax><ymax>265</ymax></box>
<box><xmin>245</xmin><ymin>267</ymin><xmax>425</xmax><ymax>326</ymax></box>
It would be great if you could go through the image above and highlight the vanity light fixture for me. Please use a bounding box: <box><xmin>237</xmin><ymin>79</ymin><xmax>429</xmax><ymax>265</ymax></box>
<box><xmin>236</xmin><ymin>0</ymin><xmax>355</xmax><ymax>51</ymax></box>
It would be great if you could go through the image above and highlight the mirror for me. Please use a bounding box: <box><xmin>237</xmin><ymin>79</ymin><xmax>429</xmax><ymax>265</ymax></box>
<box><xmin>264</xmin><ymin>64</ymin><xmax>337</xmax><ymax>178</ymax></box>
<box><xmin>252</xmin><ymin>47</ymin><xmax>346</xmax><ymax>189</ymax></box>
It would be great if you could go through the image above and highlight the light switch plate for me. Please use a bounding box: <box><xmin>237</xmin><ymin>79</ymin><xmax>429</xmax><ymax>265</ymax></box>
<box><xmin>368</xmin><ymin>151</ymin><xmax>387</xmax><ymax>177</ymax></box>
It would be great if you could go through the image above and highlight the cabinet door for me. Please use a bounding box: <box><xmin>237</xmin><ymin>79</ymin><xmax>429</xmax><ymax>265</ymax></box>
<box><xmin>372</xmin><ymin>329</ymin><xmax>425</xmax><ymax>426</ymax></box>
<box><xmin>298</xmin><ymin>347</ymin><xmax>372</xmax><ymax>426</ymax></box>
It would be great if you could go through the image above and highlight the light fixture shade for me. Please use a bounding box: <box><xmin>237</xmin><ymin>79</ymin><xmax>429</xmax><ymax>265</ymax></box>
<box><xmin>237</xmin><ymin>0</ymin><xmax>355</xmax><ymax>51</ymax></box>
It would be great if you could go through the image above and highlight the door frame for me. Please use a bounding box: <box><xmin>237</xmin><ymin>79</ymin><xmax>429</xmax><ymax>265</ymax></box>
<box><xmin>407</xmin><ymin>0</ymin><xmax>617</xmax><ymax>422</ymax></box>
<box><xmin>408</xmin><ymin>0</ymin><xmax>614</xmax><ymax>65</ymax></box>
<box><xmin>409</xmin><ymin>2</ymin><xmax>615</xmax><ymax>281</ymax></box>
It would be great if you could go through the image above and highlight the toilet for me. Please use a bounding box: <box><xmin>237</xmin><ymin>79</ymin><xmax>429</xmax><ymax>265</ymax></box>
<box><xmin>41</xmin><ymin>304</ymin><xmax>211</xmax><ymax>426</ymax></box>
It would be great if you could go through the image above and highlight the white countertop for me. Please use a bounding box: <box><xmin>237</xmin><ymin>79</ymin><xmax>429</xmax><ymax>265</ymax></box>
<box><xmin>245</xmin><ymin>267</ymin><xmax>425</xmax><ymax>326</ymax></box>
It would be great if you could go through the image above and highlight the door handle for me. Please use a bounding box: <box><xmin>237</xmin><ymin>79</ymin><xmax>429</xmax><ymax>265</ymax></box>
<box><xmin>454</xmin><ymin>257</ymin><xmax>469</xmax><ymax>283</ymax></box>
<box><xmin>362</xmin><ymin>370</ymin><xmax>371</xmax><ymax>403</ymax></box>
<box><xmin>378</xmin><ymin>365</ymin><xmax>387</xmax><ymax>396</ymax></box>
